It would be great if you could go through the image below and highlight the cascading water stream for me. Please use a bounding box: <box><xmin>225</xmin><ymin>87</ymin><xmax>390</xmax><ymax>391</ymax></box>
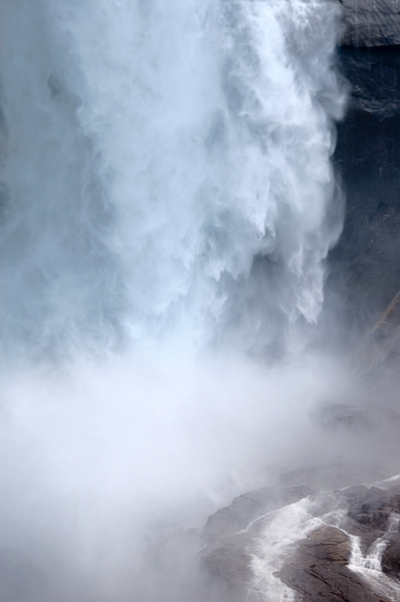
<box><xmin>250</xmin><ymin>494</ymin><xmax>400</xmax><ymax>602</ymax></box>
<box><xmin>0</xmin><ymin>0</ymin><xmax>345</xmax><ymax>361</ymax></box>
<box><xmin>0</xmin><ymin>1</ymin><xmax>349</xmax><ymax>600</ymax></box>
<box><xmin>351</xmin><ymin>514</ymin><xmax>400</xmax><ymax>572</ymax></box>
<box><xmin>348</xmin><ymin>514</ymin><xmax>400</xmax><ymax>601</ymax></box>
<box><xmin>250</xmin><ymin>492</ymin><xmax>348</xmax><ymax>602</ymax></box>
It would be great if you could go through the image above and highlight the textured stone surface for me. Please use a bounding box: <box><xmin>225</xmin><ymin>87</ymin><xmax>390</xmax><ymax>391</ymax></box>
<box><xmin>325</xmin><ymin>44</ymin><xmax>400</xmax><ymax>345</ymax></box>
<box><xmin>345</xmin><ymin>486</ymin><xmax>390</xmax><ymax>530</ymax></box>
<box><xmin>202</xmin><ymin>485</ymin><xmax>314</xmax><ymax>545</ymax></box>
<box><xmin>279</xmin><ymin>526</ymin><xmax>391</xmax><ymax>602</ymax></box>
<box><xmin>201</xmin><ymin>484</ymin><xmax>400</xmax><ymax>601</ymax></box>
<box><xmin>200</xmin><ymin>485</ymin><xmax>314</xmax><ymax>600</ymax></box>
<box><xmin>339</xmin><ymin>0</ymin><xmax>400</xmax><ymax>47</ymax></box>
<box><xmin>318</xmin><ymin>0</ymin><xmax>400</xmax><ymax>346</ymax></box>
<box><xmin>355</xmin><ymin>291</ymin><xmax>400</xmax><ymax>372</ymax></box>
<box><xmin>381</xmin><ymin>533</ymin><xmax>400</xmax><ymax>577</ymax></box>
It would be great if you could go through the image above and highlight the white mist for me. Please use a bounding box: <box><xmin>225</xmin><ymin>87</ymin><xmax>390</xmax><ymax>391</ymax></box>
<box><xmin>0</xmin><ymin>0</ymin><xmax>347</xmax><ymax>600</ymax></box>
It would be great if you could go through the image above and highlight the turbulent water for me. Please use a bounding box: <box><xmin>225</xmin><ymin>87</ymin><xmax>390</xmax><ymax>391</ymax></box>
<box><xmin>0</xmin><ymin>1</ymin><xmax>349</xmax><ymax>600</ymax></box>
<box><xmin>0</xmin><ymin>0</ymin><xmax>345</xmax><ymax>361</ymax></box>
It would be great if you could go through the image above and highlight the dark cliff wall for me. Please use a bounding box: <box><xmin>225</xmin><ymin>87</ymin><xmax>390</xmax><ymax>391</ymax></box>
<box><xmin>325</xmin><ymin>0</ymin><xmax>400</xmax><ymax>344</ymax></box>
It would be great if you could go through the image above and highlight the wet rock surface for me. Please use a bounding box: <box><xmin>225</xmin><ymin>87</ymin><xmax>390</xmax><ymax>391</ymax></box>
<box><xmin>381</xmin><ymin>533</ymin><xmax>400</xmax><ymax>577</ymax></box>
<box><xmin>338</xmin><ymin>0</ymin><xmax>400</xmax><ymax>47</ymax></box>
<box><xmin>201</xmin><ymin>483</ymin><xmax>400</xmax><ymax>601</ymax></box>
<box><xmin>279</xmin><ymin>526</ymin><xmax>390</xmax><ymax>602</ymax></box>
<box><xmin>345</xmin><ymin>486</ymin><xmax>392</xmax><ymax>531</ymax></box>
<box><xmin>323</xmin><ymin>0</ymin><xmax>400</xmax><ymax>344</ymax></box>
<box><xmin>202</xmin><ymin>485</ymin><xmax>314</xmax><ymax>545</ymax></box>
<box><xmin>355</xmin><ymin>291</ymin><xmax>400</xmax><ymax>376</ymax></box>
<box><xmin>327</xmin><ymin>47</ymin><xmax>400</xmax><ymax>343</ymax></box>
<box><xmin>287</xmin><ymin>485</ymin><xmax>400</xmax><ymax>601</ymax></box>
<box><xmin>200</xmin><ymin>485</ymin><xmax>315</xmax><ymax>600</ymax></box>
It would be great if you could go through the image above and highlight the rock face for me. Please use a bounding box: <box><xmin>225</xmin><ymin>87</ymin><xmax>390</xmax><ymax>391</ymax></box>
<box><xmin>202</xmin><ymin>485</ymin><xmax>314</xmax><ymax>545</ymax></box>
<box><xmin>201</xmin><ymin>483</ymin><xmax>400</xmax><ymax>602</ymax></box>
<box><xmin>381</xmin><ymin>533</ymin><xmax>400</xmax><ymax>577</ymax></box>
<box><xmin>200</xmin><ymin>485</ymin><xmax>314</xmax><ymax>601</ymax></box>
<box><xmin>355</xmin><ymin>291</ymin><xmax>400</xmax><ymax>374</ymax></box>
<box><xmin>345</xmin><ymin>485</ymin><xmax>391</xmax><ymax>530</ymax></box>
<box><xmin>325</xmin><ymin>0</ymin><xmax>400</xmax><ymax>344</ymax></box>
<box><xmin>279</xmin><ymin>526</ymin><xmax>390</xmax><ymax>602</ymax></box>
<box><xmin>339</xmin><ymin>0</ymin><xmax>400</xmax><ymax>47</ymax></box>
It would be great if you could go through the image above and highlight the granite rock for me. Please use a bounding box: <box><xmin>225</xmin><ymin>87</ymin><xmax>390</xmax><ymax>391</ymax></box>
<box><xmin>339</xmin><ymin>0</ymin><xmax>400</xmax><ymax>47</ymax></box>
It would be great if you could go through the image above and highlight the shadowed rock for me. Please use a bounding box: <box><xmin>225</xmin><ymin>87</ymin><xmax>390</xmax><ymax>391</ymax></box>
<box><xmin>339</xmin><ymin>0</ymin><xmax>400</xmax><ymax>47</ymax></box>
<box><xmin>200</xmin><ymin>485</ymin><xmax>314</xmax><ymax>600</ymax></box>
<box><xmin>381</xmin><ymin>533</ymin><xmax>400</xmax><ymax>577</ymax></box>
<box><xmin>344</xmin><ymin>486</ymin><xmax>391</xmax><ymax>530</ymax></box>
<box><xmin>324</xmin><ymin>0</ymin><xmax>400</xmax><ymax>344</ymax></box>
<box><xmin>202</xmin><ymin>485</ymin><xmax>314</xmax><ymax>545</ymax></box>
<box><xmin>279</xmin><ymin>526</ymin><xmax>391</xmax><ymax>602</ymax></box>
<box><xmin>201</xmin><ymin>483</ymin><xmax>400</xmax><ymax>601</ymax></box>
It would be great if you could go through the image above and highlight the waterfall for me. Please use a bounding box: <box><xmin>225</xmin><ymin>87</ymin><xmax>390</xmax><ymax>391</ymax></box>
<box><xmin>0</xmin><ymin>1</ymin><xmax>348</xmax><ymax>600</ymax></box>
<box><xmin>0</xmin><ymin>0</ymin><xmax>345</xmax><ymax>362</ymax></box>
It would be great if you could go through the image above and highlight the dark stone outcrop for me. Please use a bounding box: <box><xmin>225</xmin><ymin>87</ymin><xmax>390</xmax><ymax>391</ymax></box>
<box><xmin>282</xmin><ymin>485</ymin><xmax>400</xmax><ymax>601</ymax></box>
<box><xmin>342</xmin><ymin>484</ymin><xmax>400</xmax><ymax>537</ymax></box>
<box><xmin>339</xmin><ymin>0</ymin><xmax>400</xmax><ymax>47</ymax></box>
<box><xmin>200</xmin><ymin>485</ymin><xmax>314</xmax><ymax>600</ymax></box>
<box><xmin>355</xmin><ymin>291</ymin><xmax>400</xmax><ymax>373</ymax></box>
<box><xmin>344</xmin><ymin>486</ymin><xmax>391</xmax><ymax>530</ymax></box>
<box><xmin>202</xmin><ymin>485</ymin><xmax>314</xmax><ymax>545</ymax></box>
<box><xmin>279</xmin><ymin>526</ymin><xmax>391</xmax><ymax>602</ymax></box>
<box><xmin>381</xmin><ymin>533</ymin><xmax>400</xmax><ymax>577</ymax></box>
<box><xmin>201</xmin><ymin>483</ymin><xmax>400</xmax><ymax>602</ymax></box>
<box><xmin>327</xmin><ymin>47</ymin><xmax>400</xmax><ymax>342</ymax></box>
<box><xmin>324</xmin><ymin>0</ymin><xmax>400</xmax><ymax>345</ymax></box>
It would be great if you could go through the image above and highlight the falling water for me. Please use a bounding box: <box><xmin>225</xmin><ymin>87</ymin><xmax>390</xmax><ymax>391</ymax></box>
<box><xmin>0</xmin><ymin>0</ymin><xmax>347</xmax><ymax>600</ymax></box>
<box><xmin>251</xmin><ymin>492</ymin><xmax>348</xmax><ymax>602</ymax></box>
<box><xmin>0</xmin><ymin>0</ymin><xmax>345</xmax><ymax>361</ymax></box>
<box><xmin>348</xmin><ymin>515</ymin><xmax>400</xmax><ymax>601</ymax></box>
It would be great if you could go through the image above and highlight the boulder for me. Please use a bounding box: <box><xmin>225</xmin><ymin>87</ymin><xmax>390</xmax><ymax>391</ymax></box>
<box><xmin>279</xmin><ymin>526</ymin><xmax>391</xmax><ymax>602</ymax></box>
<box><xmin>345</xmin><ymin>486</ymin><xmax>390</xmax><ymax>530</ymax></box>
<box><xmin>200</xmin><ymin>485</ymin><xmax>314</xmax><ymax>600</ymax></box>
<box><xmin>381</xmin><ymin>532</ymin><xmax>400</xmax><ymax>577</ymax></box>
<box><xmin>201</xmin><ymin>483</ymin><xmax>400</xmax><ymax>601</ymax></box>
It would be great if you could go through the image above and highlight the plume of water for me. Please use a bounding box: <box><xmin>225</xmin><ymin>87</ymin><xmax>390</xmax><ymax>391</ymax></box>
<box><xmin>0</xmin><ymin>1</ymin><xmax>348</xmax><ymax>600</ymax></box>
<box><xmin>0</xmin><ymin>0</ymin><xmax>346</xmax><ymax>361</ymax></box>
